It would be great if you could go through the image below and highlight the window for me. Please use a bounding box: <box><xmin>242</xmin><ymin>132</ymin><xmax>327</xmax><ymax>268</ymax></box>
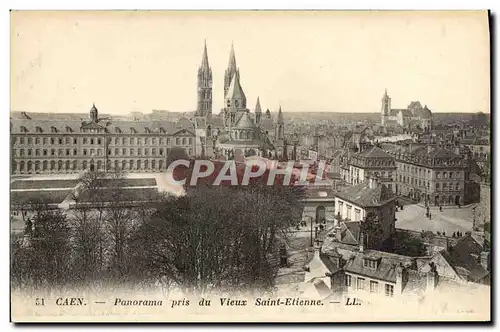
<box><xmin>51</xmin><ymin>138</ymin><xmax>55</xmax><ymax>144</ymax></box>
<box><xmin>385</xmin><ymin>284</ymin><xmax>394</xmax><ymax>297</ymax></box>
<box><xmin>152</xmin><ymin>138</ymin><xmax>156</xmax><ymax>145</ymax></box>
<box><xmin>145</xmin><ymin>148</ymin><xmax>149</xmax><ymax>156</ymax></box>
<box><xmin>159</xmin><ymin>148</ymin><xmax>164</xmax><ymax>156</ymax></box>
<box><xmin>43</xmin><ymin>138</ymin><xmax>47</xmax><ymax>144</ymax></box>
<box><xmin>83</xmin><ymin>138</ymin><xmax>88</xmax><ymax>144</ymax></box>
<box><xmin>90</xmin><ymin>138</ymin><xmax>94</xmax><ymax>145</ymax></box>
<box><xmin>363</xmin><ymin>259</ymin><xmax>378</xmax><ymax>269</ymax></box>
<box><xmin>436</xmin><ymin>172</ymin><xmax>440</xmax><ymax>178</ymax></box>
<box><xmin>115</xmin><ymin>138</ymin><xmax>119</xmax><ymax>145</ymax></box>
<box><xmin>73</xmin><ymin>149</ymin><xmax>77</xmax><ymax>156</ymax></box>
<box><xmin>59</xmin><ymin>138</ymin><xmax>63</xmax><ymax>144</ymax></box>
<box><xmin>51</xmin><ymin>149</ymin><xmax>55</xmax><ymax>156</ymax></box>
<box><xmin>98</xmin><ymin>138</ymin><xmax>102</xmax><ymax>145</ymax></box>
<box><xmin>20</xmin><ymin>149</ymin><xmax>25</xmax><ymax>156</ymax></box>
<box><xmin>176</xmin><ymin>138</ymin><xmax>180</xmax><ymax>145</ymax></box>
<box><xmin>35</xmin><ymin>149</ymin><xmax>40</xmax><ymax>156</ymax></box>
<box><xmin>43</xmin><ymin>149</ymin><xmax>47</xmax><ymax>156</ymax></box>
<box><xmin>356</xmin><ymin>277</ymin><xmax>365</xmax><ymax>290</ymax></box>
<box><xmin>73</xmin><ymin>138</ymin><xmax>77</xmax><ymax>144</ymax></box>
<box><xmin>370</xmin><ymin>281</ymin><xmax>379</xmax><ymax>293</ymax></box>
<box><xmin>36</xmin><ymin>137</ymin><xmax>40</xmax><ymax>144</ymax></box>
<box><xmin>83</xmin><ymin>149</ymin><xmax>87</xmax><ymax>156</ymax></box>
<box><xmin>66</xmin><ymin>149</ymin><xmax>70</xmax><ymax>156</ymax></box>
<box><xmin>122</xmin><ymin>148</ymin><xmax>127</xmax><ymax>156</ymax></box>
<box><xmin>355</xmin><ymin>208</ymin><xmax>361</xmax><ymax>221</ymax></box>
<box><xmin>345</xmin><ymin>275</ymin><xmax>352</xmax><ymax>287</ymax></box>
<box><xmin>436</xmin><ymin>183</ymin><xmax>440</xmax><ymax>189</ymax></box>
<box><xmin>115</xmin><ymin>148</ymin><xmax>119</xmax><ymax>156</ymax></box>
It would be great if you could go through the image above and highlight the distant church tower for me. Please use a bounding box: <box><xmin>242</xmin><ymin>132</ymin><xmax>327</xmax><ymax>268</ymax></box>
<box><xmin>255</xmin><ymin>97</ymin><xmax>262</xmax><ymax>126</ymax></box>
<box><xmin>196</xmin><ymin>40</ymin><xmax>212</xmax><ymax>117</ymax></box>
<box><xmin>275</xmin><ymin>106</ymin><xmax>285</xmax><ymax>156</ymax></box>
<box><xmin>381</xmin><ymin>88</ymin><xmax>391</xmax><ymax>126</ymax></box>
<box><xmin>90</xmin><ymin>103</ymin><xmax>98</xmax><ymax>122</ymax></box>
<box><xmin>224</xmin><ymin>42</ymin><xmax>239</xmax><ymax>100</ymax></box>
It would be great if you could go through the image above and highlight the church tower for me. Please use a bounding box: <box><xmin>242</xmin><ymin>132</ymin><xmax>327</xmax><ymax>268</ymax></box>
<box><xmin>196</xmin><ymin>40</ymin><xmax>212</xmax><ymax>117</ymax></box>
<box><xmin>275</xmin><ymin>105</ymin><xmax>285</xmax><ymax>157</ymax></box>
<box><xmin>381</xmin><ymin>88</ymin><xmax>391</xmax><ymax>126</ymax></box>
<box><xmin>255</xmin><ymin>97</ymin><xmax>262</xmax><ymax>126</ymax></box>
<box><xmin>224</xmin><ymin>42</ymin><xmax>239</xmax><ymax>100</ymax></box>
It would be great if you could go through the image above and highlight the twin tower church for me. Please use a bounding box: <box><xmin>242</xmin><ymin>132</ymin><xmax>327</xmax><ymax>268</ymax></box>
<box><xmin>193</xmin><ymin>41</ymin><xmax>285</xmax><ymax>159</ymax></box>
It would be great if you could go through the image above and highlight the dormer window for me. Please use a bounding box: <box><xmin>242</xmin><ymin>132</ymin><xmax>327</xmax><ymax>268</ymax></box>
<box><xmin>66</xmin><ymin>126</ymin><xmax>73</xmax><ymax>133</ymax></box>
<box><xmin>145</xmin><ymin>127</ymin><xmax>151</xmax><ymax>134</ymax></box>
<box><xmin>115</xmin><ymin>127</ymin><xmax>121</xmax><ymax>133</ymax></box>
<box><xmin>363</xmin><ymin>258</ymin><xmax>379</xmax><ymax>269</ymax></box>
<box><xmin>20</xmin><ymin>126</ymin><xmax>28</xmax><ymax>133</ymax></box>
<box><xmin>35</xmin><ymin>126</ymin><xmax>43</xmax><ymax>133</ymax></box>
<box><xmin>130</xmin><ymin>127</ymin><xmax>137</xmax><ymax>133</ymax></box>
<box><xmin>51</xmin><ymin>126</ymin><xmax>58</xmax><ymax>133</ymax></box>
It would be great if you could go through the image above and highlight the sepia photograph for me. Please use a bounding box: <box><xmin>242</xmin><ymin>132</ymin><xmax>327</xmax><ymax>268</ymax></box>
<box><xmin>9</xmin><ymin>10</ymin><xmax>491</xmax><ymax>323</ymax></box>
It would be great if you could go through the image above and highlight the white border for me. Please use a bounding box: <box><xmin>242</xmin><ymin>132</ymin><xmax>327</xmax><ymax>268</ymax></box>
<box><xmin>2</xmin><ymin>1</ymin><xmax>498</xmax><ymax>331</ymax></box>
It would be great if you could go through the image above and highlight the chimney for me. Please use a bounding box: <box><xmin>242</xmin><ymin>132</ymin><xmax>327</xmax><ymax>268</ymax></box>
<box><xmin>335</xmin><ymin>226</ymin><xmax>342</xmax><ymax>242</ymax></box>
<box><xmin>480</xmin><ymin>252</ymin><xmax>490</xmax><ymax>271</ymax></box>
<box><xmin>359</xmin><ymin>231</ymin><xmax>365</xmax><ymax>252</ymax></box>
<box><xmin>426</xmin><ymin>262</ymin><xmax>438</xmax><ymax>293</ymax></box>
<box><xmin>395</xmin><ymin>263</ymin><xmax>405</xmax><ymax>295</ymax></box>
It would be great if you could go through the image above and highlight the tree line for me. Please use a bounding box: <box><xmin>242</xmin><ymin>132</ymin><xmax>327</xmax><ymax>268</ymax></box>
<box><xmin>11</xmin><ymin>149</ymin><xmax>306</xmax><ymax>296</ymax></box>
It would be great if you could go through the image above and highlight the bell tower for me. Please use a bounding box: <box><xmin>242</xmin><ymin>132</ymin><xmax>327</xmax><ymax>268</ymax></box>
<box><xmin>196</xmin><ymin>40</ymin><xmax>212</xmax><ymax>117</ymax></box>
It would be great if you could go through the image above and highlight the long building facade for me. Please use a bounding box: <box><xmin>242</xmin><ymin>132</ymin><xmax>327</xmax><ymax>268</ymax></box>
<box><xmin>10</xmin><ymin>106</ymin><xmax>196</xmax><ymax>174</ymax></box>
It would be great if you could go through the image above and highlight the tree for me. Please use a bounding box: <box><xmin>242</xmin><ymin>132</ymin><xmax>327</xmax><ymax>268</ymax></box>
<box><xmin>359</xmin><ymin>212</ymin><xmax>384</xmax><ymax>250</ymax></box>
<box><xmin>130</xmin><ymin>184</ymin><xmax>305</xmax><ymax>295</ymax></box>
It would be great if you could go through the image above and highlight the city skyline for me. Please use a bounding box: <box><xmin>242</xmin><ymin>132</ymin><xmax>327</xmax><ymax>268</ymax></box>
<box><xmin>11</xmin><ymin>11</ymin><xmax>490</xmax><ymax>115</ymax></box>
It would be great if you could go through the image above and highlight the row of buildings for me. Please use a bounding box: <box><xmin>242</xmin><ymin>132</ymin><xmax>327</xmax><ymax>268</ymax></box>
<box><xmin>338</xmin><ymin>142</ymin><xmax>481</xmax><ymax>207</ymax></box>
<box><xmin>10</xmin><ymin>42</ymin><xmax>287</xmax><ymax>175</ymax></box>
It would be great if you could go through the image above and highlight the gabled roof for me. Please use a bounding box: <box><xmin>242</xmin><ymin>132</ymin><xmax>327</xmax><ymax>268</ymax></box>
<box><xmin>225</xmin><ymin>71</ymin><xmax>246</xmax><ymax>104</ymax></box>
<box><xmin>335</xmin><ymin>182</ymin><xmax>395</xmax><ymax>207</ymax></box>
<box><xmin>234</xmin><ymin>112</ymin><xmax>256</xmax><ymax>129</ymax></box>
<box><xmin>357</xmin><ymin>145</ymin><xmax>394</xmax><ymax>159</ymax></box>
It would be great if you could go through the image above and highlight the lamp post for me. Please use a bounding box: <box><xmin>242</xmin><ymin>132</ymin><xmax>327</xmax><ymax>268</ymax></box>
<box><xmin>310</xmin><ymin>217</ymin><xmax>314</xmax><ymax>247</ymax></box>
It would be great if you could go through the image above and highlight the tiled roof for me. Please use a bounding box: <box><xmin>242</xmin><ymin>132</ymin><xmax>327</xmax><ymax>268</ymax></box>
<box><xmin>322</xmin><ymin>240</ymin><xmax>414</xmax><ymax>283</ymax></box>
<box><xmin>11</xmin><ymin>116</ymin><xmax>195</xmax><ymax>135</ymax></box>
<box><xmin>234</xmin><ymin>112</ymin><xmax>256</xmax><ymax>129</ymax></box>
<box><xmin>357</xmin><ymin>145</ymin><xmax>394</xmax><ymax>159</ymax></box>
<box><xmin>225</xmin><ymin>71</ymin><xmax>246</xmax><ymax>105</ymax></box>
<box><xmin>341</xmin><ymin>221</ymin><xmax>360</xmax><ymax>245</ymax></box>
<box><xmin>447</xmin><ymin>235</ymin><xmax>489</xmax><ymax>282</ymax></box>
<box><xmin>335</xmin><ymin>182</ymin><xmax>395</xmax><ymax>207</ymax></box>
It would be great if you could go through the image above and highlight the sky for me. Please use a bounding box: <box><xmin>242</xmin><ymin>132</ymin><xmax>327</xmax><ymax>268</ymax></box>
<box><xmin>10</xmin><ymin>10</ymin><xmax>490</xmax><ymax>115</ymax></box>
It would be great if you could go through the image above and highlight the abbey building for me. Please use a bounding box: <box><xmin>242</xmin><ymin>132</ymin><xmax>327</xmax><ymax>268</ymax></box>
<box><xmin>10</xmin><ymin>41</ymin><xmax>285</xmax><ymax>175</ymax></box>
<box><xmin>380</xmin><ymin>89</ymin><xmax>433</xmax><ymax>132</ymax></box>
<box><xmin>193</xmin><ymin>41</ymin><xmax>285</xmax><ymax>160</ymax></box>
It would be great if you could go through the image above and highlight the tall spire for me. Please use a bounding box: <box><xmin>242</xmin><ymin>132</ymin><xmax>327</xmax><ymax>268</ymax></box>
<box><xmin>255</xmin><ymin>97</ymin><xmax>262</xmax><ymax>113</ymax></box>
<box><xmin>225</xmin><ymin>71</ymin><xmax>246</xmax><ymax>108</ymax></box>
<box><xmin>277</xmin><ymin>105</ymin><xmax>284</xmax><ymax>124</ymax></box>
<box><xmin>196</xmin><ymin>40</ymin><xmax>213</xmax><ymax>117</ymax></box>
<box><xmin>224</xmin><ymin>42</ymin><xmax>239</xmax><ymax>100</ymax></box>
<box><xmin>200</xmin><ymin>39</ymin><xmax>209</xmax><ymax>71</ymax></box>
<box><xmin>228</xmin><ymin>41</ymin><xmax>237</xmax><ymax>70</ymax></box>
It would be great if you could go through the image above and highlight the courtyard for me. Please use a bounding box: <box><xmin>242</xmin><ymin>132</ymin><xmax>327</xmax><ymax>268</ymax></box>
<box><xmin>396</xmin><ymin>204</ymin><xmax>474</xmax><ymax>235</ymax></box>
